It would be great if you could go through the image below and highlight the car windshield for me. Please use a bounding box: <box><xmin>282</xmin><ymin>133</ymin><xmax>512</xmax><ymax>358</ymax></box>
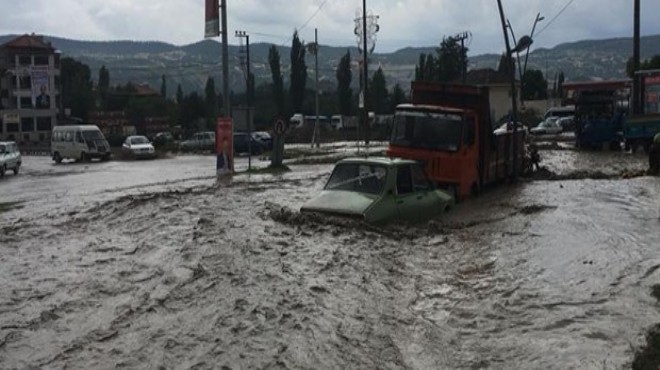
<box><xmin>391</xmin><ymin>111</ymin><xmax>463</xmax><ymax>151</ymax></box>
<box><xmin>130</xmin><ymin>136</ymin><xmax>149</xmax><ymax>144</ymax></box>
<box><xmin>82</xmin><ymin>130</ymin><xmax>104</xmax><ymax>141</ymax></box>
<box><xmin>324</xmin><ymin>163</ymin><xmax>387</xmax><ymax>195</ymax></box>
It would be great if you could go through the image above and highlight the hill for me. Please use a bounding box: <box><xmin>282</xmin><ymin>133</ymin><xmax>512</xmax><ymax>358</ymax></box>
<box><xmin>2</xmin><ymin>34</ymin><xmax>659</xmax><ymax>96</ymax></box>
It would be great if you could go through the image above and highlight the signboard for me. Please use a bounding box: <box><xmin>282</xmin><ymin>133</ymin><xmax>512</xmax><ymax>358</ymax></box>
<box><xmin>644</xmin><ymin>75</ymin><xmax>660</xmax><ymax>86</ymax></box>
<box><xmin>216</xmin><ymin>117</ymin><xmax>233</xmax><ymax>176</ymax></box>
<box><xmin>31</xmin><ymin>66</ymin><xmax>50</xmax><ymax>109</ymax></box>
<box><xmin>274</xmin><ymin>118</ymin><xmax>286</xmax><ymax>136</ymax></box>
<box><xmin>2</xmin><ymin>112</ymin><xmax>20</xmax><ymax>124</ymax></box>
<box><xmin>205</xmin><ymin>0</ymin><xmax>220</xmax><ymax>38</ymax></box>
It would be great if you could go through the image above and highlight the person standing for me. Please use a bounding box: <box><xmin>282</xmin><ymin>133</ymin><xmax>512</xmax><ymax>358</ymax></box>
<box><xmin>649</xmin><ymin>132</ymin><xmax>660</xmax><ymax>174</ymax></box>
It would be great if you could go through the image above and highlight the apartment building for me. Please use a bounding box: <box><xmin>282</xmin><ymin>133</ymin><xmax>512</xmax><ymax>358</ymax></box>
<box><xmin>0</xmin><ymin>34</ymin><xmax>60</xmax><ymax>143</ymax></box>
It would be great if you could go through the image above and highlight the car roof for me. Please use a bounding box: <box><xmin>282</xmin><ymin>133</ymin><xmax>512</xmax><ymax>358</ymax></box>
<box><xmin>337</xmin><ymin>156</ymin><xmax>419</xmax><ymax>166</ymax></box>
<box><xmin>53</xmin><ymin>125</ymin><xmax>101</xmax><ymax>131</ymax></box>
<box><xmin>0</xmin><ymin>141</ymin><xmax>17</xmax><ymax>145</ymax></box>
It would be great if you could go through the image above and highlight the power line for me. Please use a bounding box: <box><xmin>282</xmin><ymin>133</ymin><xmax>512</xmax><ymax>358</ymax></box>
<box><xmin>534</xmin><ymin>0</ymin><xmax>576</xmax><ymax>38</ymax></box>
<box><xmin>298</xmin><ymin>0</ymin><xmax>329</xmax><ymax>32</ymax></box>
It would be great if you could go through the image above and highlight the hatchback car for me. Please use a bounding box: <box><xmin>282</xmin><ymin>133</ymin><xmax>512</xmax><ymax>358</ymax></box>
<box><xmin>530</xmin><ymin>117</ymin><xmax>562</xmax><ymax>135</ymax></box>
<box><xmin>179</xmin><ymin>132</ymin><xmax>215</xmax><ymax>152</ymax></box>
<box><xmin>301</xmin><ymin>157</ymin><xmax>452</xmax><ymax>224</ymax></box>
<box><xmin>0</xmin><ymin>141</ymin><xmax>22</xmax><ymax>176</ymax></box>
<box><xmin>251</xmin><ymin>131</ymin><xmax>273</xmax><ymax>150</ymax></box>
<box><xmin>234</xmin><ymin>133</ymin><xmax>264</xmax><ymax>155</ymax></box>
<box><xmin>122</xmin><ymin>135</ymin><xmax>156</xmax><ymax>159</ymax></box>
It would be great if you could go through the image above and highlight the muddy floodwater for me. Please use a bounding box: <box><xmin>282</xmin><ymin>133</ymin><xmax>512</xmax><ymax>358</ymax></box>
<box><xmin>1</xmin><ymin>148</ymin><xmax>660</xmax><ymax>369</ymax></box>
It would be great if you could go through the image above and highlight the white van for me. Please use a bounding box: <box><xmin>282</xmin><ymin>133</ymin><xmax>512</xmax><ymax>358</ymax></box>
<box><xmin>51</xmin><ymin>125</ymin><xmax>111</xmax><ymax>163</ymax></box>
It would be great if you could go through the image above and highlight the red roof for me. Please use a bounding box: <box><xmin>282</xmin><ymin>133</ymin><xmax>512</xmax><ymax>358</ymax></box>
<box><xmin>1</xmin><ymin>34</ymin><xmax>55</xmax><ymax>52</ymax></box>
<box><xmin>134</xmin><ymin>84</ymin><xmax>160</xmax><ymax>96</ymax></box>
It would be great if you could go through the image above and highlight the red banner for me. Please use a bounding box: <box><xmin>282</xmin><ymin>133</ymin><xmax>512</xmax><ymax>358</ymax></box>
<box><xmin>216</xmin><ymin>117</ymin><xmax>233</xmax><ymax>175</ymax></box>
<box><xmin>644</xmin><ymin>75</ymin><xmax>660</xmax><ymax>86</ymax></box>
<box><xmin>205</xmin><ymin>0</ymin><xmax>220</xmax><ymax>38</ymax></box>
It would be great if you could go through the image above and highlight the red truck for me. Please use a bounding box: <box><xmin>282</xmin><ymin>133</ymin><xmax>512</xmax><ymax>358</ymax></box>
<box><xmin>387</xmin><ymin>81</ymin><xmax>525</xmax><ymax>200</ymax></box>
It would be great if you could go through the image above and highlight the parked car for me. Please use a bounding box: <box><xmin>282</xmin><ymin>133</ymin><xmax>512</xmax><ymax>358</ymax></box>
<box><xmin>122</xmin><ymin>135</ymin><xmax>156</xmax><ymax>159</ymax></box>
<box><xmin>0</xmin><ymin>141</ymin><xmax>21</xmax><ymax>176</ymax></box>
<box><xmin>251</xmin><ymin>131</ymin><xmax>273</xmax><ymax>150</ymax></box>
<box><xmin>301</xmin><ymin>157</ymin><xmax>453</xmax><ymax>224</ymax></box>
<box><xmin>234</xmin><ymin>132</ymin><xmax>264</xmax><ymax>155</ymax></box>
<box><xmin>530</xmin><ymin>117</ymin><xmax>563</xmax><ymax>135</ymax></box>
<box><xmin>493</xmin><ymin>121</ymin><xmax>528</xmax><ymax>136</ymax></box>
<box><xmin>153</xmin><ymin>132</ymin><xmax>174</xmax><ymax>146</ymax></box>
<box><xmin>179</xmin><ymin>131</ymin><xmax>215</xmax><ymax>152</ymax></box>
<box><xmin>51</xmin><ymin>125</ymin><xmax>111</xmax><ymax>163</ymax></box>
<box><xmin>556</xmin><ymin>116</ymin><xmax>576</xmax><ymax>132</ymax></box>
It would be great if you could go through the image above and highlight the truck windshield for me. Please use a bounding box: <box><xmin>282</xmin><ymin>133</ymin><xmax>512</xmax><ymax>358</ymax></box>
<box><xmin>391</xmin><ymin>111</ymin><xmax>463</xmax><ymax>151</ymax></box>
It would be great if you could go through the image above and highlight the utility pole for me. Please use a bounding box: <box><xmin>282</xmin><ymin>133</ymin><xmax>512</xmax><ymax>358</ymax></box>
<box><xmin>220</xmin><ymin>0</ymin><xmax>230</xmax><ymax>117</ymax></box>
<box><xmin>633</xmin><ymin>0</ymin><xmax>641</xmax><ymax>115</ymax></box>
<box><xmin>497</xmin><ymin>0</ymin><xmax>519</xmax><ymax>180</ymax></box>
<box><xmin>308</xmin><ymin>29</ymin><xmax>320</xmax><ymax>148</ymax></box>
<box><xmin>362</xmin><ymin>0</ymin><xmax>369</xmax><ymax>146</ymax></box>
<box><xmin>235</xmin><ymin>30</ymin><xmax>252</xmax><ymax>170</ymax></box>
<box><xmin>453</xmin><ymin>32</ymin><xmax>470</xmax><ymax>84</ymax></box>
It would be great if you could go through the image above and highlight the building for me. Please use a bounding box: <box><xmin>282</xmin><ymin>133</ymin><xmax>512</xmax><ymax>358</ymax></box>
<box><xmin>0</xmin><ymin>34</ymin><xmax>60</xmax><ymax>144</ymax></box>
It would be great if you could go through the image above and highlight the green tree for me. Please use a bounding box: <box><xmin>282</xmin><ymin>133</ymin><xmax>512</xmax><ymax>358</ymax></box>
<box><xmin>98</xmin><ymin>65</ymin><xmax>110</xmax><ymax>110</ymax></box>
<box><xmin>370</xmin><ymin>67</ymin><xmax>389</xmax><ymax>114</ymax></box>
<box><xmin>521</xmin><ymin>69</ymin><xmax>548</xmax><ymax>100</ymax></box>
<box><xmin>61</xmin><ymin>57</ymin><xmax>93</xmax><ymax>120</ymax></box>
<box><xmin>176</xmin><ymin>84</ymin><xmax>184</xmax><ymax>105</ymax></box>
<box><xmin>160</xmin><ymin>74</ymin><xmax>167</xmax><ymax>98</ymax></box>
<box><xmin>268</xmin><ymin>45</ymin><xmax>285</xmax><ymax>115</ymax></box>
<box><xmin>436</xmin><ymin>36</ymin><xmax>467</xmax><ymax>82</ymax></box>
<box><xmin>414</xmin><ymin>53</ymin><xmax>437</xmax><ymax>82</ymax></box>
<box><xmin>626</xmin><ymin>55</ymin><xmax>660</xmax><ymax>77</ymax></box>
<box><xmin>180</xmin><ymin>92</ymin><xmax>205</xmax><ymax>134</ymax></box>
<box><xmin>205</xmin><ymin>77</ymin><xmax>217</xmax><ymax>130</ymax></box>
<box><xmin>336</xmin><ymin>50</ymin><xmax>353</xmax><ymax>116</ymax></box>
<box><xmin>290</xmin><ymin>30</ymin><xmax>307</xmax><ymax>114</ymax></box>
<box><xmin>390</xmin><ymin>83</ymin><xmax>407</xmax><ymax>112</ymax></box>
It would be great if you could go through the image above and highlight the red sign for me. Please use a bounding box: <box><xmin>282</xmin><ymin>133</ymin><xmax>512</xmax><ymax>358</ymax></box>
<box><xmin>644</xmin><ymin>75</ymin><xmax>660</xmax><ymax>86</ymax></box>
<box><xmin>216</xmin><ymin>117</ymin><xmax>233</xmax><ymax>175</ymax></box>
<box><xmin>205</xmin><ymin>0</ymin><xmax>220</xmax><ymax>38</ymax></box>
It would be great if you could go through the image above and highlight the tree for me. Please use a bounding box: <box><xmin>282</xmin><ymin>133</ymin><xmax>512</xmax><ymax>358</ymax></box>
<box><xmin>626</xmin><ymin>55</ymin><xmax>660</xmax><ymax>77</ymax></box>
<box><xmin>414</xmin><ymin>53</ymin><xmax>437</xmax><ymax>82</ymax></box>
<box><xmin>521</xmin><ymin>69</ymin><xmax>548</xmax><ymax>100</ymax></box>
<box><xmin>98</xmin><ymin>65</ymin><xmax>110</xmax><ymax>109</ymax></box>
<box><xmin>268</xmin><ymin>45</ymin><xmax>285</xmax><ymax>115</ymax></box>
<box><xmin>205</xmin><ymin>77</ymin><xmax>217</xmax><ymax>130</ymax></box>
<box><xmin>370</xmin><ymin>67</ymin><xmax>389</xmax><ymax>114</ymax></box>
<box><xmin>289</xmin><ymin>30</ymin><xmax>307</xmax><ymax>114</ymax></box>
<box><xmin>160</xmin><ymin>74</ymin><xmax>167</xmax><ymax>98</ymax></box>
<box><xmin>61</xmin><ymin>57</ymin><xmax>93</xmax><ymax>120</ymax></box>
<box><xmin>176</xmin><ymin>84</ymin><xmax>184</xmax><ymax>105</ymax></box>
<box><xmin>390</xmin><ymin>84</ymin><xmax>407</xmax><ymax>113</ymax></box>
<box><xmin>336</xmin><ymin>50</ymin><xmax>353</xmax><ymax>116</ymax></box>
<box><xmin>436</xmin><ymin>36</ymin><xmax>467</xmax><ymax>82</ymax></box>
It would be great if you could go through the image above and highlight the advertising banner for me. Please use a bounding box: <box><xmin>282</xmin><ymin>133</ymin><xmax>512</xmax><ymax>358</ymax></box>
<box><xmin>31</xmin><ymin>66</ymin><xmax>50</xmax><ymax>109</ymax></box>
<box><xmin>205</xmin><ymin>0</ymin><xmax>220</xmax><ymax>38</ymax></box>
<box><xmin>216</xmin><ymin>117</ymin><xmax>233</xmax><ymax>176</ymax></box>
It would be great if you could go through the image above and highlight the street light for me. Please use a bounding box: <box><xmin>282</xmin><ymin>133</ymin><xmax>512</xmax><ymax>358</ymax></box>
<box><xmin>235</xmin><ymin>30</ymin><xmax>252</xmax><ymax>170</ymax></box>
<box><xmin>497</xmin><ymin>0</ymin><xmax>533</xmax><ymax>180</ymax></box>
<box><xmin>307</xmin><ymin>29</ymin><xmax>320</xmax><ymax>148</ymax></box>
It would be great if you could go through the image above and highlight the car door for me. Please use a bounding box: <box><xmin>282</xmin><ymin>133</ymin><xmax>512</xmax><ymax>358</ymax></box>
<box><xmin>394</xmin><ymin>164</ymin><xmax>425</xmax><ymax>223</ymax></box>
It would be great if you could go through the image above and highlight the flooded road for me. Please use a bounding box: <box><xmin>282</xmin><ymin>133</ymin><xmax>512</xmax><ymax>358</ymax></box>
<box><xmin>1</xmin><ymin>148</ymin><xmax>660</xmax><ymax>369</ymax></box>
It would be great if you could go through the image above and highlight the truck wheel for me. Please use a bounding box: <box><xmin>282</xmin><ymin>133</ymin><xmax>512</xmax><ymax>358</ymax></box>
<box><xmin>53</xmin><ymin>152</ymin><xmax>62</xmax><ymax>163</ymax></box>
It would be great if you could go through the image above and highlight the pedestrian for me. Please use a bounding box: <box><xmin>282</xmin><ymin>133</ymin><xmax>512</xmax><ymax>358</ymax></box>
<box><xmin>649</xmin><ymin>132</ymin><xmax>660</xmax><ymax>175</ymax></box>
<box><xmin>530</xmin><ymin>143</ymin><xmax>541</xmax><ymax>172</ymax></box>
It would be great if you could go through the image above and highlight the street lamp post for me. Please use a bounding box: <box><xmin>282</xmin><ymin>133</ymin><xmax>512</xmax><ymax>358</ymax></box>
<box><xmin>307</xmin><ymin>29</ymin><xmax>320</xmax><ymax>148</ymax></box>
<box><xmin>497</xmin><ymin>0</ymin><xmax>532</xmax><ymax>180</ymax></box>
<box><xmin>235</xmin><ymin>30</ymin><xmax>252</xmax><ymax>170</ymax></box>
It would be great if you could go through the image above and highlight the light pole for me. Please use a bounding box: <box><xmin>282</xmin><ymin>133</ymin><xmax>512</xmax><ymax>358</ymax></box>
<box><xmin>307</xmin><ymin>29</ymin><xmax>320</xmax><ymax>148</ymax></box>
<box><xmin>354</xmin><ymin>4</ymin><xmax>379</xmax><ymax>149</ymax></box>
<box><xmin>235</xmin><ymin>30</ymin><xmax>252</xmax><ymax>170</ymax></box>
<box><xmin>497</xmin><ymin>0</ymin><xmax>533</xmax><ymax>180</ymax></box>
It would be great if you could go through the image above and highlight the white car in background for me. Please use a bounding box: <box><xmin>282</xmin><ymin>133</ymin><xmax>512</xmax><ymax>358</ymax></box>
<box><xmin>493</xmin><ymin>121</ymin><xmax>528</xmax><ymax>136</ymax></box>
<box><xmin>122</xmin><ymin>135</ymin><xmax>156</xmax><ymax>159</ymax></box>
<box><xmin>530</xmin><ymin>116</ymin><xmax>563</xmax><ymax>135</ymax></box>
<box><xmin>0</xmin><ymin>141</ymin><xmax>21</xmax><ymax>176</ymax></box>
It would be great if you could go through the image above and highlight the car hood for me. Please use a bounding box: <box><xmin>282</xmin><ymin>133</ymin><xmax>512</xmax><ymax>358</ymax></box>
<box><xmin>129</xmin><ymin>143</ymin><xmax>153</xmax><ymax>150</ymax></box>
<box><xmin>301</xmin><ymin>190</ymin><xmax>378</xmax><ymax>216</ymax></box>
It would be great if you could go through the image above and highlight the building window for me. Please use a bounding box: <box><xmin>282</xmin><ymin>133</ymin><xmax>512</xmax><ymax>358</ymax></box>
<box><xmin>34</xmin><ymin>56</ymin><xmax>49</xmax><ymax>65</ymax></box>
<box><xmin>19</xmin><ymin>76</ymin><xmax>31</xmax><ymax>89</ymax></box>
<box><xmin>20</xmin><ymin>97</ymin><xmax>32</xmax><ymax>108</ymax></box>
<box><xmin>21</xmin><ymin>117</ymin><xmax>34</xmax><ymax>132</ymax></box>
<box><xmin>39</xmin><ymin>133</ymin><xmax>46</xmax><ymax>142</ymax></box>
<box><xmin>23</xmin><ymin>133</ymin><xmax>30</xmax><ymax>143</ymax></box>
<box><xmin>37</xmin><ymin>117</ymin><xmax>52</xmax><ymax>131</ymax></box>
<box><xmin>19</xmin><ymin>55</ymin><xmax>31</xmax><ymax>66</ymax></box>
<box><xmin>7</xmin><ymin>123</ymin><xmax>19</xmax><ymax>133</ymax></box>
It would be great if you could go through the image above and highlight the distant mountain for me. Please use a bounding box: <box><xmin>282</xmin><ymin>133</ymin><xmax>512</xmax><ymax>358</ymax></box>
<box><xmin>2</xmin><ymin>34</ymin><xmax>659</xmax><ymax>96</ymax></box>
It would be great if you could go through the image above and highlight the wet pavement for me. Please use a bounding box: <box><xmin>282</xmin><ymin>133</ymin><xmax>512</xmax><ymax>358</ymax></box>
<box><xmin>1</xmin><ymin>147</ymin><xmax>660</xmax><ymax>369</ymax></box>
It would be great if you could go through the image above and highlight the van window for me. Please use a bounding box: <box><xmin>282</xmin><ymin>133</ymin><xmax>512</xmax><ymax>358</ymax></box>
<box><xmin>76</xmin><ymin>132</ymin><xmax>84</xmax><ymax>143</ymax></box>
<box><xmin>64</xmin><ymin>131</ymin><xmax>73</xmax><ymax>142</ymax></box>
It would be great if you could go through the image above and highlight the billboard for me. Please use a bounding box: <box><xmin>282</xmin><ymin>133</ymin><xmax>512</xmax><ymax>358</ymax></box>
<box><xmin>205</xmin><ymin>0</ymin><xmax>220</xmax><ymax>38</ymax></box>
<box><xmin>216</xmin><ymin>117</ymin><xmax>233</xmax><ymax>176</ymax></box>
<box><xmin>31</xmin><ymin>66</ymin><xmax>50</xmax><ymax>109</ymax></box>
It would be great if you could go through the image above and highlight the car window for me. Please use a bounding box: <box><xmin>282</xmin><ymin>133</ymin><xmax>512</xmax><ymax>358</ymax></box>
<box><xmin>0</xmin><ymin>144</ymin><xmax>5</xmax><ymax>154</ymax></box>
<box><xmin>411</xmin><ymin>164</ymin><xmax>431</xmax><ymax>191</ymax></box>
<box><xmin>324</xmin><ymin>163</ymin><xmax>386</xmax><ymax>195</ymax></box>
<box><xmin>64</xmin><ymin>131</ymin><xmax>73</xmax><ymax>142</ymax></box>
<box><xmin>396</xmin><ymin>165</ymin><xmax>413</xmax><ymax>195</ymax></box>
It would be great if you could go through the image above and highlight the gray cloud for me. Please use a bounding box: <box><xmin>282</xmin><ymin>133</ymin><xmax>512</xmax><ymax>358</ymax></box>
<box><xmin>0</xmin><ymin>0</ymin><xmax>658</xmax><ymax>55</ymax></box>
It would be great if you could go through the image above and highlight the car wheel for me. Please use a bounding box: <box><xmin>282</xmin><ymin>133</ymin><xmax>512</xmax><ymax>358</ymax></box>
<box><xmin>53</xmin><ymin>152</ymin><xmax>62</xmax><ymax>163</ymax></box>
<box><xmin>13</xmin><ymin>164</ymin><xmax>20</xmax><ymax>175</ymax></box>
<box><xmin>79</xmin><ymin>152</ymin><xmax>86</xmax><ymax>162</ymax></box>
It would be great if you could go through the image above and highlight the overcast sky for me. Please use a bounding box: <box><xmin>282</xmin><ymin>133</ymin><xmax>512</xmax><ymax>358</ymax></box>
<box><xmin>2</xmin><ymin>0</ymin><xmax>659</xmax><ymax>55</ymax></box>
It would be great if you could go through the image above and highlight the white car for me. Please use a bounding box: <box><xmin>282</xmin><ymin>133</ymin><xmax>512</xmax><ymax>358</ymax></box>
<box><xmin>530</xmin><ymin>117</ymin><xmax>563</xmax><ymax>135</ymax></box>
<box><xmin>122</xmin><ymin>135</ymin><xmax>156</xmax><ymax>159</ymax></box>
<box><xmin>0</xmin><ymin>141</ymin><xmax>22</xmax><ymax>176</ymax></box>
<box><xmin>493</xmin><ymin>121</ymin><xmax>528</xmax><ymax>136</ymax></box>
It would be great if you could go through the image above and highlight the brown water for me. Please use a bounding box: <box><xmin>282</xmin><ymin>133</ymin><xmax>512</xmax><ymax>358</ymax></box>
<box><xmin>1</xmin><ymin>150</ymin><xmax>660</xmax><ymax>369</ymax></box>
